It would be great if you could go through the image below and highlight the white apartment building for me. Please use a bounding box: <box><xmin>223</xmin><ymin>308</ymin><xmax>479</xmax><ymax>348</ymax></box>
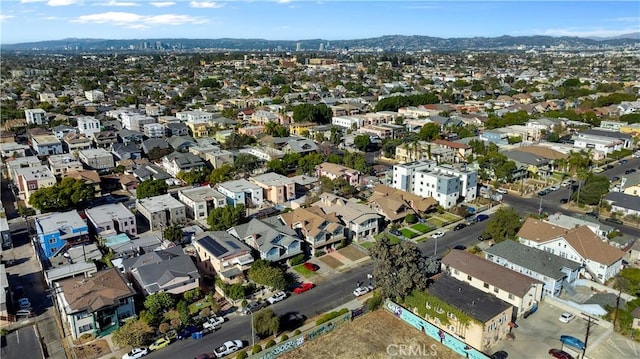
<box><xmin>120</xmin><ymin>112</ymin><xmax>155</xmax><ymax>132</ymax></box>
<box><xmin>47</xmin><ymin>154</ymin><xmax>83</xmax><ymax>176</ymax></box>
<box><xmin>85</xmin><ymin>203</ymin><xmax>137</xmax><ymax>236</ymax></box>
<box><xmin>216</xmin><ymin>179</ymin><xmax>264</xmax><ymax>208</ymax></box>
<box><xmin>136</xmin><ymin>194</ymin><xmax>187</xmax><ymax>231</ymax></box>
<box><xmin>77</xmin><ymin>116</ymin><xmax>101</xmax><ymax>139</ymax></box>
<box><xmin>178</xmin><ymin>186</ymin><xmax>227</xmax><ymax>221</ymax></box>
<box><xmin>31</xmin><ymin>135</ymin><xmax>63</xmax><ymax>156</ymax></box>
<box><xmin>332</xmin><ymin>116</ymin><xmax>362</xmax><ymax>129</ymax></box>
<box><xmin>143</xmin><ymin>123</ymin><xmax>166</xmax><ymax>138</ymax></box>
<box><xmin>176</xmin><ymin>110</ymin><xmax>213</xmax><ymax>123</ymax></box>
<box><xmin>77</xmin><ymin>148</ymin><xmax>115</xmax><ymax>170</ymax></box>
<box><xmin>238</xmin><ymin>147</ymin><xmax>284</xmax><ymax>161</ymax></box>
<box><xmin>84</xmin><ymin>90</ymin><xmax>104</xmax><ymax>103</ymax></box>
<box><xmin>573</xmin><ymin>129</ymin><xmax>633</xmax><ymax>156</ymax></box>
<box><xmin>25</xmin><ymin>109</ymin><xmax>48</xmax><ymax>125</ymax></box>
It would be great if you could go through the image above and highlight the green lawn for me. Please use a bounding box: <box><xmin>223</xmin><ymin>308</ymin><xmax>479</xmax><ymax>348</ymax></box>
<box><xmin>440</xmin><ymin>212</ymin><xmax>462</xmax><ymax>222</ymax></box>
<box><xmin>360</xmin><ymin>241</ymin><xmax>374</xmax><ymax>249</ymax></box>
<box><xmin>411</xmin><ymin>223</ymin><xmax>432</xmax><ymax>234</ymax></box>
<box><xmin>400</xmin><ymin>228</ymin><xmax>418</xmax><ymax>239</ymax></box>
<box><xmin>293</xmin><ymin>264</ymin><xmax>316</xmax><ymax>277</ymax></box>
<box><xmin>427</xmin><ymin>217</ymin><xmax>445</xmax><ymax>227</ymax></box>
<box><xmin>188</xmin><ymin>299</ymin><xmax>212</xmax><ymax>315</ymax></box>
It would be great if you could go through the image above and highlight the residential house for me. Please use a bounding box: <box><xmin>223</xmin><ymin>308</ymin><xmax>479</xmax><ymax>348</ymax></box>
<box><xmin>432</xmin><ymin>139</ymin><xmax>473</xmax><ymax>163</ymax></box>
<box><xmin>249</xmin><ymin>172</ymin><xmax>296</xmax><ymax>204</ymax></box>
<box><xmin>238</xmin><ymin>125</ymin><xmax>265</xmax><ymax>137</ymax></box>
<box><xmin>228</xmin><ymin>217</ymin><xmax>303</xmax><ymax>262</ymax></box>
<box><xmin>193</xmin><ymin>231</ymin><xmax>254</xmax><ymax>283</ymax></box>
<box><xmin>282</xmin><ymin>137</ymin><xmax>318</xmax><ymax>155</ymax></box>
<box><xmin>517</xmin><ymin>218</ymin><xmax>625</xmax><ymax>283</ymax></box>
<box><xmin>35</xmin><ymin>210</ymin><xmax>89</xmax><ymax>259</ymax></box>
<box><xmin>186</xmin><ymin>121</ymin><xmax>209</xmax><ymax>138</ymax></box>
<box><xmin>66</xmin><ymin>170</ymin><xmax>102</xmax><ymax>197</ymax></box>
<box><xmin>544</xmin><ymin>212</ymin><xmax>614</xmax><ymax>239</ymax></box>
<box><xmin>605</xmin><ymin>192</ymin><xmax>640</xmax><ymax>217</ymax></box>
<box><xmin>279</xmin><ymin>206</ymin><xmax>345</xmax><ymax>255</ymax></box>
<box><xmin>178</xmin><ymin>186</ymin><xmax>227</xmax><ymax>221</ymax></box>
<box><xmin>78</xmin><ymin>148</ymin><xmax>115</xmax><ymax>171</ymax></box>
<box><xmin>44</xmin><ymin>243</ymin><xmax>101</xmax><ymax>287</ymax></box>
<box><xmin>214</xmin><ymin>130</ymin><xmax>234</xmax><ymax>144</ymax></box>
<box><xmin>166</xmin><ymin>136</ymin><xmax>197</xmax><ymax>152</ymax></box>
<box><xmin>6</xmin><ymin>156</ymin><xmax>42</xmax><ymax>180</ymax></box>
<box><xmin>122</xmin><ymin>247</ymin><xmax>200</xmax><ymax>295</ymax></box>
<box><xmin>367</xmin><ymin>184</ymin><xmax>438</xmax><ymax>223</ymax></box>
<box><xmin>239</xmin><ymin>147</ymin><xmax>284</xmax><ymax>162</ymax></box>
<box><xmin>190</xmin><ymin>144</ymin><xmax>234</xmax><ymax>169</ymax></box>
<box><xmin>161</xmin><ymin>152</ymin><xmax>206</xmax><ymax>177</ymax></box>
<box><xmin>63</xmin><ymin>133</ymin><xmax>93</xmax><ymax>153</ymax></box>
<box><xmin>165</xmin><ymin>122</ymin><xmax>189</xmax><ymax>137</ymax></box>
<box><xmin>93</xmin><ymin>131</ymin><xmax>118</xmax><ymax>148</ymax></box>
<box><xmin>111</xmin><ymin>143</ymin><xmax>142</xmax><ymax>161</ymax></box>
<box><xmin>316</xmin><ymin>162</ymin><xmax>361</xmax><ymax>186</ymax></box>
<box><xmin>143</xmin><ymin>123</ymin><xmax>165</xmax><ymax>139</ymax></box>
<box><xmin>176</xmin><ymin>110</ymin><xmax>213</xmax><ymax>122</ymax></box>
<box><xmin>55</xmin><ymin>268</ymin><xmax>135</xmax><ymax>339</ymax></box>
<box><xmin>441</xmin><ymin>250</ymin><xmax>543</xmax><ymax>319</ymax></box>
<box><xmin>77</xmin><ymin>116</ymin><xmax>101</xmax><ymax>138</ymax></box>
<box><xmin>24</xmin><ymin>108</ymin><xmax>47</xmax><ymax>125</ymax></box>
<box><xmin>426</xmin><ymin>275</ymin><xmax>514</xmax><ymax>352</ymax></box>
<box><xmin>621</xmin><ymin>173</ymin><xmax>640</xmax><ymax>197</ymax></box>
<box><xmin>216</xmin><ymin>179</ymin><xmax>264</xmax><ymax>207</ymax></box>
<box><xmin>141</xmin><ymin>138</ymin><xmax>170</xmax><ymax>156</ymax></box>
<box><xmin>136</xmin><ymin>194</ymin><xmax>187</xmax><ymax>231</ymax></box>
<box><xmin>47</xmin><ymin>154</ymin><xmax>83</xmax><ymax>177</ymax></box>
<box><xmin>14</xmin><ymin>165</ymin><xmax>56</xmax><ymax>205</ymax></box>
<box><xmin>85</xmin><ymin>203</ymin><xmax>137</xmax><ymax>236</ymax></box>
<box><xmin>117</xmin><ymin>129</ymin><xmax>144</xmax><ymax>146</ymax></box>
<box><xmin>312</xmin><ymin>193</ymin><xmax>381</xmax><ymax>241</ymax></box>
<box><xmin>52</xmin><ymin>125</ymin><xmax>77</xmax><ymax>140</ymax></box>
<box><xmin>484</xmin><ymin>240</ymin><xmax>582</xmax><ymax>298</ymax></box>
<box><xmin>0</xmin><ymin>141</ymin><xmax>29</xmax><ymax>158</ymax></box>
<box><xmin>32</xmin><ymin>135</ymin><xmax>63</xmax><ymax>156</ymax></box>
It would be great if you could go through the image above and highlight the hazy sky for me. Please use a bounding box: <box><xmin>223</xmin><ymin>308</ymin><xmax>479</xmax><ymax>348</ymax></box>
<box><xmin>1</xmin><ymin>0</ymin><xmax>639</xmax><ymax>44</ymax></box>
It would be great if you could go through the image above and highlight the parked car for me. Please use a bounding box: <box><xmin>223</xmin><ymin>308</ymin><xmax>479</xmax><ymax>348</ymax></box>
<box><xmin>243</xmin><ymin>301</ymin><xmax>267</xmax><ymax>315</ymax></box>
<box><xmin>561</xmin><ymin>180</ymin><xmax>572</xmax><ymax>187</ymax></box>
<box><xmin>558</xmin><ymin>312</ymin><xmax>575</xmax><ymax>323</ymax></box>
<box><xmin>475</xmin><ymin>214</ymin><xmax>489</xmax><ymax>222</ymax></box>
<box><xmin>122</xmin><ymin>347</ymin><xmax>149</xmax><ymax>359</ymax></box>
<box><xmin>605</xmin><ymin>217</ymin><xmax>623</xmax><ymax>225</ymax></box>
<box><xmin>625</xmin><ymin>168</ymin><xmax>636</xmax><ymax>174</ymax></box>
<box><xmin>549</xmin><ymin>185</ymin><xmax>560</xmax><ymax>191</ymax></box>
<box><xmin>177</xmin><ymin>325</ymin><xmax>200</xmax><ymax>340</ymax></box>
<box><xmin>302</xmin><ymin>262</ymin><xmax>319</xmax><ymax>271</ymax></box>
<box><xmin>389</xmin><ymin>229</ymin><xmax>402</xmax><ymax>236</ymax></box>
<box><xmin>353</xmin><ymin>287</ymin><xmax>370</xmax><ymax>297</ymax></box>
<box><xmin>585</xmin><ymin>211</ymin><xmax>599</xmax><ymax>218</ymax></box>
<box><xmin>491</xmin><ymin>351</ymin><xmax>509</xmax><ymax>359</ymax></box>
<box><xmin>496</xmin><ymin>188</ymin><xmax>508</xmax><ymax>194</ymax></box>
<box><xmin>537</xmin><ymin>189</ymin><xmax>550</xmax><ymax>196</ymax></box>
<box><xmin>202</xmin><ymin>316</ymin><xmax>225</xmax><ymax>332</ymax></box>
<box><xmin>431</xmin><ymin>231</ymin><xmax>445</xmax><ymax>239</ymax></box>
<box><xmin>213</xmin><ymin>340</ymin><xmax>244</xmax><ymax>358</ymax></box>
<box><xmin>548</xmin><ymin>349</ymin><xmax>574</xmax><ymax>359</ymax></box>
<box><xmin>266</xmin><ymin>291</ymin><xmax>287</xmax><ymax>305</ymax></box>
<box><xmin>453</xmin><ymin>245</ymin><xmax>467</xmax><ymax>250</ymax></box>
<box><xmin>149</xmin><ymin>337</ymin><xmax>171</xmax><ymax>351</ymax></box>
<box><xmin>478</xmin><ymin>234</ymin><xmax>492</xmax><ymax>241</ymax></box>
<box><xmin>293</xmin><ymin>282</ymin><xmax>314</xmax><ymax>294</ymax></box>
<box><xmin>619</xmin><ymin>159</ymin><xmax>628</xmax><ymax>165</ymax></box>
<box><xmin>559</xmin><ymin>198</ymin><xmax>568</xmax><ymax>204</ymax></box>
<box><xmin>453</xmin><ymin>223</ymin><xmax>466</xmax><ymax>231</ymax></box>
<box><xmin>610</xmin><ymin>176</ymin><xmax>620</xmax><ymax>182</ymax></box>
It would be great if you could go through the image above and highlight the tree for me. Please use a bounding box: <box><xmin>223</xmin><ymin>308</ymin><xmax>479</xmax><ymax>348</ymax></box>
<box><xmin>28</xmin><ymin>177</ymin><xmax>95</xmax><ymax>212</ymax></box>
<box><xmin>112</xmin><ymin>319</ymin><xmax>154</xmax><ymax>348</ymax></box>
<box><xmin>148</xmin><ymin>147</ymin><xmax>173</xmax><ymax>161</ymax></box>
<box><xmin>136</xmin><ymin>179</ymin><xmax>168</xmax><ymax>199</ymax></box>
<box><xmin>369</xmin><ymin>236</ymin><xmax>439</xmax><ymax>301</ymax></box>
<box><xmin>234</xmin><ymin>153</ymin><xmax>260</xmax><ymax>174</ymax></box>
<box><xmin>209</xmin><ymin>164</ymin><xmax>234</xmax><ymax>184</ymax></box>
<box><xmin>144</xmin><ymin>292</ymin><xmax>175</xmax><ymax>315</ymax></box>
<box><xmin>176</xmin><ymin>168</ymin><xmax>208</xmax><ymax>185</ymax></box>
<box><xmin>418</xmin><ymin>123</ymin><xmax>440</xmax><ymax>141</ymax></box>
<box><xmin>575</xmin><ymin>173</ymin><xmax>609</xmax><ymax>205</ymax></box>
<box><xmin>253</xmin><ymin>309</ymin><xmax>280</xmax><ymax>338</ymax></box>
<box><xmin>163</xmin><ymin>225</ymin><xmax>184</xmax><ymax>244</ymax></box>
<box><xmin>353</xmin><ymin>135</ymin><xmax>371</xmax><ymax>152</ymax></box>
<box><xmin>292</xmin><ymin>104</ymin><xmax>332</xmax><ymax>124</ymax></box>
<box><xmin>207</xmin><ymin>205</ymin><xmax>246</xmax><ymax>231</ymax></box>
<box><xmin>248</xmin><ymin>260</ymin><xmax>289</xmax><ymax>290</ymax></box>
<box><xmin>483</xmin><ymin>207</ymin><xmax>522</xmax><ymax>243</ymax></box>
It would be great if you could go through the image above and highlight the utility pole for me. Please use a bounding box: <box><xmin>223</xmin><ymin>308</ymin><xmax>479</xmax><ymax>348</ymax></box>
<box><xmin>580</xmin><ymin>313</ymin><xmax>599</xmax><ymax>359</ymax></box>
<box><xmin>613</xmin><ymin>289</ymin><xmax>622</xmax><ymax>328</ymax></box>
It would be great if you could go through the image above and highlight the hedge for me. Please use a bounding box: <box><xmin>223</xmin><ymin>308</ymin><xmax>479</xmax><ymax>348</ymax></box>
<box><xmin>315</xmin><ymin>308</ymin><xmax>349</xmax><ymax>325</ymax></box>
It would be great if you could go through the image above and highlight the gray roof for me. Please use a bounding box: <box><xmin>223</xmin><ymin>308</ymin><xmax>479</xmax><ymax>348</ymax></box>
<box><xmin>605</xmin><ymin>192</ymin><xmax>640</xmax><ymax>212</ymax></box>
<box><xmin>142</xmin><ymin>138</ymin><xmax>170</xmax><ymax>153</ymax></box>
<box><xmin>582</xmin><ymin>129</ymin><xmax>632</xmax><ymax>140</ymax></box>
<box><xmin>122</xmin><ymin>246</ymin><xmax>185</xmax><ymax>271</ymax></box>
<box><xmin>163</xmin><ymin>152</ymin><xmax>205</xmax><ymax>168</ymax></box>
<box><xmin>284</xmin><ymin>137</ymin><xmax>318</xmax><ymax>153</ymax></box>
<box><xmin>501</xmin><ymin>150</ymin><xmax>550</xmax><ymax>166</ymax></box>
<box><xmin>112</xmin><ymin>143</ymin><xmax>141</xmax><ymax>156</ymax></box>
<box><xmin>133</xmin><ymin>164</ymin><xmax>172</xmax><ymax>181</ymax></box>
<box><xmin>428</xmin><ymin>275</ymin><xmax>512</xmax><ymax>323</ymax></box>
<box><xmin>36</xmin><ymin>210</ymin><xmax>86</xmax><ymax>235</ymax></box>
<box><xmin>194</xmin><ymin>231</ymin><xmax>252</xmax><ymax>260</ymax></box>
<box><xmin>166</xmin><ymin>136</ymin><xmax>196</xmax><ymax>149</ymax></box>
<box><xmin>125</xmin><ymin>247</ymin><xmax>200</xmax><ymax>294</ymax></box>
<box><xmin>484</xmin><ymin>240</ymin><xmax>582</xmax><ymax>280</ymax></box>
<box><xmin>229</xmin><ymin>217</ymin><xmax>300</xmax><ymax>256</ymax></box>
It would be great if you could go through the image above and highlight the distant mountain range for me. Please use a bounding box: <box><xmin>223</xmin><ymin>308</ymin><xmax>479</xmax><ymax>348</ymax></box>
<box><xmin>3</xmin><ymin>34</ymin><xmax>640</xmax><ymax>52</ymax></box>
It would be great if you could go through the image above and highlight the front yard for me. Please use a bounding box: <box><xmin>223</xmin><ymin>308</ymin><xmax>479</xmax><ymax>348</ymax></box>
<box><xmin>410</xmin><ymin>223</ymin><xmax>433</xmax><ymax>234</ymax></box>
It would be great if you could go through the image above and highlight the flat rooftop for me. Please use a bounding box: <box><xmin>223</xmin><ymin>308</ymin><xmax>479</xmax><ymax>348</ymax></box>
<box><xmin>137</xmin><ymin>194</ymin><xmax>185</xmax><ymax>212</ymax></box>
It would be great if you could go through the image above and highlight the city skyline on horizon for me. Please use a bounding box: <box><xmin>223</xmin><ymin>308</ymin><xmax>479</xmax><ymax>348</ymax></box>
<box><xmin>1</xmin><ymin>1</ymin><xmax>639</xmax><ymax>44</ymax></box>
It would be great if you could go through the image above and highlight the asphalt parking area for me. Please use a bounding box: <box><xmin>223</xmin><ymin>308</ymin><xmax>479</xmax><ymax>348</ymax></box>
<box><xmin>489</xmin><ymin>301</ymin><xmax>608</xmax><ymax>359</ymax></box>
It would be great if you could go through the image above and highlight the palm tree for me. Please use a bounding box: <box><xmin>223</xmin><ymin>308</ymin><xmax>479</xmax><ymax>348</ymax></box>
<box><xmin>575</xmin><ymin>169</ymin><xmax>589</xmax><ymax>205</ymax></box>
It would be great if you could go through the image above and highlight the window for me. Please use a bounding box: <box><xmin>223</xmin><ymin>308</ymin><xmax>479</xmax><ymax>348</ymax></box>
<box><xmin>49</xmin><ymin>238</ymin><xmax>57</xmax><ymax>244</ymax></box>
<box><xmin>78</xmin><ymin>323</ymin><xmax>93</xmax><ymax>333</ymax></box>
<box><xmin>483</xmin><ymin>282</ymin><xmax>489</xmax><ymax>289</ymax></box>
<box><xmin>493</xmin><ymin>287</ymin><xmax>499</xmax><ymax>294</ymax></box>
<box><xmin>447</xmin><ymin>312</ymin><xmax>456</xmax><ymax>320</ymax></box>
<box><xmin>508</xmin><ymin>293</ymin><xmax>514</xmax><ymax>300</ymax></box>
<box><xmin>467</xmin><ymin>275</ymin><xmax>472</xmax><ymax>281</ymax></box>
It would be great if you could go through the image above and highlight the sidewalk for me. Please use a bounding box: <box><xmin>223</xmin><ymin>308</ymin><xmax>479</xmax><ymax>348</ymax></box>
<box><xmin>416</xmin><ymin>203</ymin><xmax>506</xmax><ymax>243</ymax></box>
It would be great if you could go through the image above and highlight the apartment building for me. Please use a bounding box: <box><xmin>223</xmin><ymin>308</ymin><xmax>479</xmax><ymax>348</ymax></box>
<box><xmin>316</xmin><ymin>162</ymin><xmax>361</xmax><ymax>186</ymax></box>
<box><xmin>78</xmin><ymin>148</ymin><xmax>115</xmax><ymax>171</ymax></box>
<box><xmin>77</xmin><ymin>116</ymin><xmax>101</xmax><ymax>138</ymax></box>
<box><xmin>14</xmin><ymin>165</ymin><xmax>56</xmax><ymax>205</ymax></box>
<box><xmin>249</xmin><ymin>172</ymin><xmax>296</xmax><ymax>204</ymax></box>
<box><xmin>47</xmin><ymin>154</ymin><xmax>83</xmax><ymax>177</ymax></box>
<box><xmin>35</xmin><ymin>210</ymin><xmax>88</xmax><ymax>258</ymax></box>
<box><xmin>85</xmin><ymin>203</ymin><xmax>137</xmax><ymax>236</ymax></box>
<box><xmin>176</xmin><ymin>110</ymin><xmax>213</xmax><ymax>122</ymax></box>
<box><xmin>84</xmin><ymin>90</ymin><xmax>105</xmax><ymax>102</ymax></box>
<box><xmin>32</xmin><ymin>135</ymin><xmax>63</xmax><ymax>156</ymax></box>
<box><xmin>136</xmin><ymin>194</ymin><xmax>187</xmax><ymax>231</ymax></box>
<box><xmin>120</xmin><ymin>113</ymin><xmax>155</xmax><ymax>132</ymax></box>
<box><xmin>25</xmin><ymin>108</ymin><xmax>47</xmax><ymax>125</ymax></box>
<box><xmin>216</xmin><ymin>179</ymin><xmax>264</xmax><ymax>208</ymax></box>
<box><xmin>143</xmin><ymin>123</ymin><xmax>166</xmax><ymax>138</ymax></box>
<box><xmin>178</xmin><ymin>186</ymin><xmax>227</xmax><ymax>221</ymax></box>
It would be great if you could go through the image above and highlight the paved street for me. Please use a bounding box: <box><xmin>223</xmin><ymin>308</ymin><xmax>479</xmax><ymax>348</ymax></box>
<box><xmin>0</xmin><ymin>325</ymin><xmax>42</xmax><ymax>359</ymax></box>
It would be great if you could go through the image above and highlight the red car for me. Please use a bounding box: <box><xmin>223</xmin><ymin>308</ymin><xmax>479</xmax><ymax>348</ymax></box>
<box><xmin>293</xmin><ymin>282</ymin><xmax>314</xmax><ymax>294</ymax></box>
<box><xmin>549</xmin><ymin>349</ymin><xmax>574</xmax><ymax>359</ymax></box>
<box><xmin>302</xmin><ymin>262</ymin><xmax>319</xmax><ymax>271</ymax></box>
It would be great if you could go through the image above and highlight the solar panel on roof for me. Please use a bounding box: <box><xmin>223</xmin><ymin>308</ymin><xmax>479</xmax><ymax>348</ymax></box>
<box><xmin>226</xmin><ymin>241</ymin><xmax>240</xmax><ymax>249</ymax></box>
<box><xmin>199</xmin><ymin>237</ymin><xmax>228</xmax><ymax>257</ymax></box>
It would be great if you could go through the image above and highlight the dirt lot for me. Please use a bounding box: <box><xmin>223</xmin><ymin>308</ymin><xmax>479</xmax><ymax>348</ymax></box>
<box><xmin>280</xmin><ymin>310</ymin><xmax>460</xmax><ymax>359</ymax></box>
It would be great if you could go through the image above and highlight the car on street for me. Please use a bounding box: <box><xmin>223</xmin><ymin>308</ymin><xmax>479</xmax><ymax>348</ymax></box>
<box><xmin>560</xmin><ymin>198</ymin><xmax>568</xmax><ymax>204</ymax></box>
<box><xmin>453</xmin><ymin>223</ymin><xmax>466</xmax><ymax>231</ymax></box>
<box><xmin>605</xmin><ymin>217</ymin><xmax>623</xmax><ymax>225</ymax></box>
<box><xmin>496</xmin><ymin>188</ymin><xmax>508</xmax><ymax>194</ymax></box>
<box><xmin>431</xmin><ymin>231</ymin><xmax>445</xmax><ymax>239</ymax></box>
<box><xmin>194</xmin><ymin>354</ymin><xmax>215</xmax><ymax>359</ymax></box>
<box><xmin>491</xmin><ymin>351</ymin><xmax>509</xmax><ymax>359</ymax></box>
<box><xmin>561</xmin><ymin>180</ymin><xmax>572</xmax><ymax>187</ymax></box>
<box><xmin>610</xmin><ymin>176</ymin><xmax>620</xmax><ymax>182</ymax></box>
<box><xmin>213</xmin><ymin>340</ymin><xmax>244</xmax><ymax>358</ymax></box>
<box><xmin>558</xmin><ymin>312</ymin><xmax>575</xmax><ymax>323</ymax></box>
<box><xmin>302</xmin><ymin>262</ymin><xmax>319</xmax><ymax>271</ymax></box>
<box><xmin>177</xmin><ymin>325</ymin><xmax>200</xmax><ymax>340</ymax></box>
<box><xmin>353</xmin><ymin>287</ymin><xmax>370</xmax><ymax>297</ymax></box>
<box><xmin>478</xmin><ymin>234</ymin><xmax>492</xmax><ymax>241</ymax></box>
<box><xmin>585</xmin><ymin>211</ymin><xmax>599</xmax><ymax>218</ymax></box>
<box><xmin>293</xmin><ymin>282</ymin><xmax>314</xmax><ymax>294</ymax></box>
<box><xmin>619</xmin><ymin>159</ymin><xmax>628</xmax><ymax>165</ymax></box>
<box><xmin>625</xmin><ymin>168</ymin><xmax>636</xmax><ymax>174</ymax></box>
<box><xmin>548</xmin><ymin>349</ymin><xmax>574</xmax><ymax>359</ymax></box>
<box><xmin>18</xmin><ymin>297</ymin><xmax>31</xmax><ymax>310</ymax></box>
<box><xmin>122</xmin><ymin>347</ymin><xmax>148</xmax><ymax>359</ymax></box>
<box><xmin>243</xmin><ymin>301</ymin><xmax>267</xmax><ymax>315</ymax></box>
<box><xmin>149</xmin><ymin>337</ymin><xmax>171</xmax><ymax>351</ymax></box>
<box><xmin>266</xmin><ymin>291</ymin><xmax>287</xmax><ymax>305</ymax></box>
<box><xmin>453</xmin><ymin>245</ymin><xmax>467</xmax><ymax>250</ymax></box>
<box><xmin>549</xmin><ymin>185</ymin><xmax>560</xmax><ymax>191</ymax></box>
<box><xmin>537</xmin><ymin>189</ymin><xmax>551</xmax><ymax>196</ymax></box>
<box><xmin>202</xmin><ymin>316</ymin><xmax>225</xmax><ymax>332</ymax></box>
<box><xmin>475</xmin><ymin>214</ymin><xmax>489</xmax><ymax>222</ymax></box>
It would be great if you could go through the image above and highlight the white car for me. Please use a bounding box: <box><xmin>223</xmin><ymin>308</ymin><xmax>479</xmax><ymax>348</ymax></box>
<box><xmin>122</xmin><ymin>347</ymin><xmax>148</xmax><ymax>359</ymax></box>
<box><xmin>559</xmin><ymin>312</ymin><xmax>575</xmax><ymax>323</ymax></box>
<box><xmin>548</xmin><ymin>185</ymin><xmax>560</xmax><ymax>191</ymax></box>
<box><xmin>496</xmin><ymin>188</ymin><xmax>508</xmax><ymax>194</ymax></box>
<box><xmin>214</xmin><ymin>340</ymin><xmax>244</xmax><ymax>358</ymax></box>
<box><xmin>353</xmin><ymin>287</ymin><xmax>370</xmax><ymax>297</ymax></box>
<box><xmin>431</xmin><ymin>231</ymin><xmax>445</xmax><ymax>239</ymax></box>
<box><xmin>561</xmin><ymin>180</ymin><xmax>572</xmax><ymax>187</ymax></box>
<box><xmin>266</xmin><ymin>291</ymin><xmax>287</xmax><ymax>305</ymax></box>
<box><xmin>202</xmin><ymin>316</ymin><xmax>225</xmax><ymax>331</ymax></box>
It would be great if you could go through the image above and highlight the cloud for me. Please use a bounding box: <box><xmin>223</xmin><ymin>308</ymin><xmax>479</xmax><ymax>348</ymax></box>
<box><xmin>47</xmin><ymin>0</ymin><xmax>82</xmax><ymax>6</ymax></box>
<box><xmin>541</xmin><ymin>28</ymin><xmax>638</xmax><ymax>38</ymax></box>
<box><xmin>20</xmin><ymin>0</ymin><xmax>46</xmax><ymax>3</ymax></box>
<box><xmin>150</xmin><ymin>1</ymin><xmax>176</xmax><ymax>7</ymax></box>
<box><xmin>610</xmin><ymin>17</ymin><xmax>640</xmax><ymax>23</ymax></box>
<box><xmin>72</xmin><ymin>11</ymin><xmax>207</xmax><ymax>29</ymax></box>
<box><xmin>95</xmin><ymin>0</ymin><xmax>140</xmax><ymax>6</ymax></box>
<box><xmin>0</xmin><ymin>14</ymin><xmax>16</xmax><ymax>21</ymax></box>
<box><xmin>190</xmin><ymin>1</ymin><xmax>224</xmax><ymax>9</ymax></box>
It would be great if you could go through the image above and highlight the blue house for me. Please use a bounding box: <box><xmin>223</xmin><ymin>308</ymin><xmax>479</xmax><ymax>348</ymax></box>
<box><xmin>35</xmin><ymin>210</ymin><xmax>89</xmax><ymax>258</ymax></box>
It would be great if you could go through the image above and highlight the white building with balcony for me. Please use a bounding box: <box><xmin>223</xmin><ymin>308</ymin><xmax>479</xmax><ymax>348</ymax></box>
<box><xmin>77</xmin><ymin>116</ymin><xmax>101</xmax><ymax>139</ymax></box>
